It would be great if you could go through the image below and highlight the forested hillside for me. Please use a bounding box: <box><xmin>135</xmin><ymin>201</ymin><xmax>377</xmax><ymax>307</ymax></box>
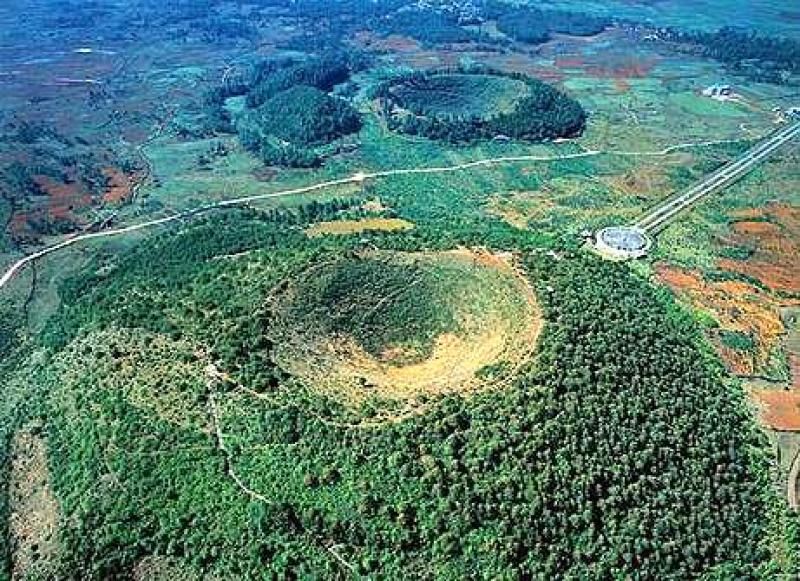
<box><xmin>486</xmin><ymin>2</ymin><xmax>610</xmax><ymax>44</ymax></box>
<box><xmin>238</xmin><ymin>86</ymin><xmax>362</xmax><ymax>168</ymax></box>
<box><xmin>5</xmin><ymin>210</ymin><xmax>790</xmax><ymax>578</ymax></box>
<box><xmin>203</xmin><ymin>55</ymin><xmax>364</xmax><ymax>168</ymax></box>
<box><xmin>377</xmin><ymin>69</ymin><xmax>586</xmax><ymax>143</ymax></box>
<box><xmin>661</xmin><ymin>26</ymin><xmax>800</xmax><ymax>84</ymax></box>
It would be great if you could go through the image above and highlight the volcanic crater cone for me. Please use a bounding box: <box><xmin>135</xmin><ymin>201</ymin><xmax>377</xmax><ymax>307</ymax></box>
<box><xmin>269</xmin><ymin>249</ymin><xmax>542</xmax><ymax>414</ymax></box>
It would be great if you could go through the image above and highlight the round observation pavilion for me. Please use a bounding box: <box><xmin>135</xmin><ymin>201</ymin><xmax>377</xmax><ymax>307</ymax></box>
<box><xmin>593</xmin><ymin>226</ymin><xmax>653</xmax><ymax>260</ymax></box>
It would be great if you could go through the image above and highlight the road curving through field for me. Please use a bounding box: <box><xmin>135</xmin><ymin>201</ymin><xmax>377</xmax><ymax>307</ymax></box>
<box><xmin>0</xmin><ymin>133</ymin><xmax>776</xmax><ymax>291</ymax></box>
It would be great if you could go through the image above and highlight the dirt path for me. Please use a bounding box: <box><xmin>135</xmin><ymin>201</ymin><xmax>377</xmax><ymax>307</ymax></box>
<box><xmin>0</xmin><ymin>135</ymin><xmax>757</xmax><ymax>292</ymax></box>
<box><xmin>128</xmin><ymin>107</ymin><xmax>175</xmax><ymax>205</ymax></box>
<box><xmin>204</xmin><ymin>366</ymin><xmax>358</xmax><ymax>575</ymax></box>
<box><xmin>788</xmin><ymin>448</ymin><xmax>800</xmax><ymax>510</ymax></box>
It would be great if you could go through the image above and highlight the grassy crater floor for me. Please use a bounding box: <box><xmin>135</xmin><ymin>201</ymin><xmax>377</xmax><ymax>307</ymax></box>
<box><xmin>389</xmin><ymin>73</ymin><xmax>529</xmax><ymax>119</ymax></box>
<box><xmin>269</xmin><ymin>249</ymin><xmax>541</xmax><ymax>413</ymax></box>
<box><xmin>378</xmin><ymin>68</ymin><xmax>586</xmax><ymax>143</ymax></box>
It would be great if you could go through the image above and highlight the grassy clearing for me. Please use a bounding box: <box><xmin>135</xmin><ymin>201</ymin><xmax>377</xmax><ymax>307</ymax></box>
<box><xmin>390</xmin><ymin>73</ymin><xmax>528</xmax><ymax>118</ymax></box>
<box><xmin>9</xmin><ymin>424</ymin><xmax>60</xmax><ymax>580</ymax></box>
<box><xmin>305</xmin><ymin>217</ymin><xmax>414</xmax><ymax>237</ymax></box>
<box><xmin>132</xmin><ymin>556</ymin><xmax>201</xmax><ymax>581</ymax></box>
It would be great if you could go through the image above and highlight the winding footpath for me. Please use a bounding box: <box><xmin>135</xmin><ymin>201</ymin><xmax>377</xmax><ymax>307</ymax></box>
<box><xmin>0</xmin><ymin>134</ymin><xmax>768</xmax><ymax>291</ymax></box>
<box><xmin>789</xmin><ymin>448</ymin><xmax>800</xmax><ymax>510</ymax></box>
<box><xmin>205</xmin><ymin>366</ymin><xmax>358</xmax><ymax>574</ymax></box>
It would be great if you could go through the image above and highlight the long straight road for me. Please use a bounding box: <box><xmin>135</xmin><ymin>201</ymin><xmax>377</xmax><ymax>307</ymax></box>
<box><xmin>635</xmin><ymin>120</ymin><xmax>800</xmax><ymax>233</ymax></box>
<box><xmin>0</xmin><ymin>127</ymin><xmax>796</xmax><ymax>288</ymax></box>
<box><xmin>0</xmin><ymin>137</ymin><xmax>750</xmax><ymax>291</ymax></box>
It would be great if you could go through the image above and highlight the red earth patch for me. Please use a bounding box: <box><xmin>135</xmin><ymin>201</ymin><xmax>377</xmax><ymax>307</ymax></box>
<box><xmin>101</xmin><ymin>167</ymin><xmax>135</xmax><ymax>204</ymax></box>
<box><xmin>719</xmin><ymin>203</ymin><xmax>800</xmax><ymax>294</ymax></box>
<box><xmin>752</xmin><ymin>389</ymin><xmax>800</xmax><ymax>431</ymax></box>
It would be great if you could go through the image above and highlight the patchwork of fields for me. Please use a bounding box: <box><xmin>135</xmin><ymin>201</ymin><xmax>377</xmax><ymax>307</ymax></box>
<box><xmin>0</xmin><ymin>0</ymin><xmax>798</xmax><ymax>577</ymax></box>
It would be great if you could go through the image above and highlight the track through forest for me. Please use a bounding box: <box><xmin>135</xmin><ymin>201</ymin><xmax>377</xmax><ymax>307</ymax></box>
<box><xmin>0</xmin><ymin>133</ymin><xmax>774</xmax><ymax>291</ymax></box>
<box><xmin>204</xmin><ymin>365</ymin><xmax>358</xmax><ymax>574</ymax></box>
<box><xmin>789</xmin><ymin>448</ymin><xmax>800</xmax><ymax>510</ymax></box>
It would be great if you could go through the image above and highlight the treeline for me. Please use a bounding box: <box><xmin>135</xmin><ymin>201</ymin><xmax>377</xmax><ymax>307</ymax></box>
<box><xmin>377</xmin><ymin>69</ymin><xmax>586</xmax><ymax>143</ymax></box>
<box><xmin>376</xmin><ymin>8</ymin><xmax>483</xmax><ymax>46</ymax></box>
<box><xmin>485</xmin><ymin>2</ymin><xmax>610</xmax><ymax>44</ymax></box>
<box><xmin>661</xmin><ymin>26</ymin><xmax>800</xmax><ymax>84</ymax></box>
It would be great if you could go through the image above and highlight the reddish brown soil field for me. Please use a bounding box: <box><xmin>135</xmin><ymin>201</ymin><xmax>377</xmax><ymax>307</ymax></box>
<box><xmin>33</xmin><ymin>174</ymin><xmax>91</xmax><ymax>220</ymax></box>
<box><xmin>8</xmin><ymin>213</ymin><xmax>31</xmax><ymax>239</ymax></box>
<box><xmin>655</xmin><ymin>263</ymin><xmax>790</xmax><ymax>376</ymax></box>
<box><xmin>554</xmin><ymin>53</ymin><xmax>658</xmax><ymax>82</ymax></box>
<box><xmin>553</xmin><ymin>57</ymin><xmax>585</xmax><ymax>69</ymax></box>
<box><xmin>614</xmin><ymin>79</ymin><xmax>631</xmax><ymax>93</ymax></box>
<box><xmin>101</xmin><ymin>167</ymin><xmax>135</xmax><ymax>204</ymax></box>
<box><xmin>752</xmin><ymin>389</ymin><xmax>800</xmax><ymax>431</ymax></box>
<box><xmin>352</xmin><ymin>31</ymin><xmax>422</xmax><ymax>53</ymax></box>
<box><xmin>584</xmin><ymin>56</ymin><xmax>658</xmax><ymax>80</ymax></box>
<box><xmin>719</xmin><ymin>203</ymin><xmax>800</xmax><ymax>294</ymax></box>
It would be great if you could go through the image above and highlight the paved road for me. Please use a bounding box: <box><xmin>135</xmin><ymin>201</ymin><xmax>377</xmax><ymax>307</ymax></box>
<box><xmin>0</xmin><ymin>134</ymin><xmax>773</xmax><ymax>291</ymax></box>
<box><xmin>635</xmin><ymin>121</ymin><xmax>800</xmax><ymax>233</ymax></box>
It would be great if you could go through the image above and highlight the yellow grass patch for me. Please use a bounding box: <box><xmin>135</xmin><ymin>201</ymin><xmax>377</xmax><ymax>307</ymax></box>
<box><xmin>603</xmin><ymin>164</ymin><xmax>671</xmax><ymax>200</ymax></box>
<box><xmin>486</xmin><ymin>191</ymin><xmax>552</xmax><ymax>229</ymax></box>
<box><xmin>9</xmin><ymin>425</ymin><xmax>60</xmax><ymax>580</ymax></box>
<box><xmin>305</xmin><ymin>217</ymin><xmax>414</xmax><ymax>238</ymax></box>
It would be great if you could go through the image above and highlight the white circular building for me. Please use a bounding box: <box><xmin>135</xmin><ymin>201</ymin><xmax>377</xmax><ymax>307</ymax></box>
<box><xmin>593</xmin><ymin>226</ymin><xmax>653</xmax><ymax>260</ymax></box>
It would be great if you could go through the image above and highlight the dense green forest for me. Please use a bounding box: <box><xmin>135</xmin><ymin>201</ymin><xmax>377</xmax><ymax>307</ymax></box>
<box><xmin>377</xmin><ymin>69</ymin><xmax>586</xmax><ymax>143</ymax></box>
<box><xmin>8</xmin><ymin>209</ymin><xmax>791</xmax><ymax>578</ymax></box>
<box><xmin>244</xmin><ymin>56</ymin><xmax>359</xmax><ymax>109</ymax></box>
<box><xmin>486</xmin><ymin>2</ymin><xmax>610</xmax><ymax>44</ymax></box>
<box><xmin>661</xmin><ymin>26</ymin><xmax>800</xmax><ymax>84</ymax></box>
<box><xmin>202</xmin><ymin>55</ymin><xmax>363</xmax><ymax>167</ymax></box>
<box><xmin>376</xmin><ymin>8</ymin><xmax>483</xmax><ymax>46</ymax></box>
<box><xmin>238</xmin><ymin>86</ymin><xmax>362</xmax><ymax>168</ymax></box>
